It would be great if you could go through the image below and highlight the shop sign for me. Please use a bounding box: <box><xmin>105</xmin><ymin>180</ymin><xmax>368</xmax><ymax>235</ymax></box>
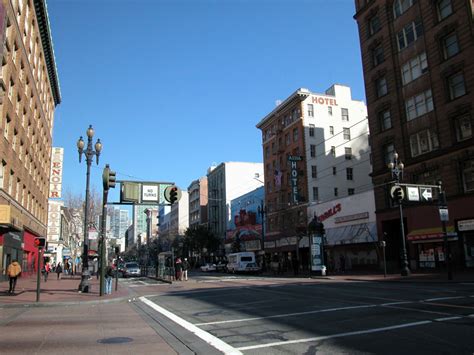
<box><xmin>458</xmin><ymin>219</ymin><xmax>474</xmax><ymax>231</ymax></box>
<box><xmin>335</xmin><ymin>212</ymin><xmax>368</xmax><ymax>224</ymax></box>
<box><xmin>264</xmin><ymin>241</ymin><xmax>276</xmax><ymax>249</ymax></box>
<box><xmin>319</xmin><ymin>204</ymin><xmax>342</xmax><ymax>222</ymax></box>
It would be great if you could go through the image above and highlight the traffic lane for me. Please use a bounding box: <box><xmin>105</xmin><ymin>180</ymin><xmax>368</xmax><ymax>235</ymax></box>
<box><xmin>241</xmin><ymin>318</ymin><xmax>474</xmax><ymax>355</ymax></box>
<box><xmin>146</xmin><ymin>282</ymin><xmax>474</xmax><ymax>326</ymax></box>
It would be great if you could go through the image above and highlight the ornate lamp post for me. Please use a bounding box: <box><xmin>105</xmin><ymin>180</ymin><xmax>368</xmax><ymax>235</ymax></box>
<box><xmin>257</xmin><ymin>202</ymin><xmax>267</xmax><ymax>270</ymax></box>
<box><xmin>77</xmin><ymin>125</ymin><xmax>102</xmax><ymax>292</ymax></box>
<box><xmin>388</xmin><ymin>152</ymin><xmax>410</xmax><ymax>276</ymax></box>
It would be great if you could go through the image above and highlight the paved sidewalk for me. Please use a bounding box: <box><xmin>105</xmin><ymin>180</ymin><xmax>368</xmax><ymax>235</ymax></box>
<box><xmin>0</xmin><ymin>274</ymin><xmax>133</xmax><ymax>306</ymax></box>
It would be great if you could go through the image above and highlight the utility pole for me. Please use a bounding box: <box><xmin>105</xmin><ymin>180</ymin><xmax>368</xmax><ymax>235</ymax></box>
<box><xmin>438</xmin><ymin>181</ymin><xmax>452</xmax><ymax>280</ymax></box>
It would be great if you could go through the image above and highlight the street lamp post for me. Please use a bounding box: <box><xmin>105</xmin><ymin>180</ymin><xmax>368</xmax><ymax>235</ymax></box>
<box><xmin>77</xmin><ymin>125</ymin><xmax>102</xmax><ymax>292</ymax></box>
<box><xmin>388</xmin><ymin>152</ymin><xmax>410</xmax><ymax>277</ymax></box>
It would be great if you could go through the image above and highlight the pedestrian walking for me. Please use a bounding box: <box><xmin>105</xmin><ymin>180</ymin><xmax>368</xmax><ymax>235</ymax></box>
<box><xmin>182</xmin><ymin>258</ymin><xmax>189</xmax><ymax>281</ymax></box>
<box><xmin>175</xmin><ymin>258</ymin><xmax>182</xmax><ymax>281</ymax></box>
<box><xmin>7</xmin><ymin>260</ymin><xmax>22</xmax><ymax>294</ymax></box>
<box><xmin>64</xmin><ymin>260</ymin><xmax>70</xmax><ymax>276</ymax></box>
<box><xmin>105</xmin><ymin>264</ymin><xmax>114</xmax><ymax>294</ymax></box>
<box><xmin>56</xmin><ymin>262</ymin><xmax>63</xmax><ymax>280</ymax></box>
<box><xmin>42</xmin><ymin>262</ymin><xmax>51</xmax><ymax>282</ymax></box>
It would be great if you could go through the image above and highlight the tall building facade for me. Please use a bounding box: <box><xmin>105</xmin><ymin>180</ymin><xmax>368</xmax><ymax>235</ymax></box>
<box><xmin>188</xmin><ymin>176</ymin><xmax>208</xmax><ymax>229</ymax></box>
<box><xmin>354</xmin><ymin>0</ymin><xmax>474</xmax><ymax>270</ymax></box>
<box><xmin>256</xmin><ymin>84</ymin><xmax>371</xmax><ymax>267</ymax></box>
<box><xmin>0</xmin><ymin>0</ymin><xmax>60</xmax><ymax>279</ymax></box>
<box><xmin>207</xmin><ymin>162</ymin><xmax>264</xmax><ymax>254</ymax></box>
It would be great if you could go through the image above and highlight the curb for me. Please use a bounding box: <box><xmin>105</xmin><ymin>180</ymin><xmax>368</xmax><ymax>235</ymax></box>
<box><xmin>0</xmin><ymin>294</ymin><xmax>134</xmax><ymax>309</ymax></box>
<box><xmin>344</xmin><ymin>278</ymin><xmax>474</xmax><ymax>284</ymax></box>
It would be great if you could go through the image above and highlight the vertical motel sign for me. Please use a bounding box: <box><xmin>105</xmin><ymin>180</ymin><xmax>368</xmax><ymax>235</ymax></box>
<box><xmin>288</xmin><ymin>155</ymin><xmax>303</xmax><ymax>204</ymax></box>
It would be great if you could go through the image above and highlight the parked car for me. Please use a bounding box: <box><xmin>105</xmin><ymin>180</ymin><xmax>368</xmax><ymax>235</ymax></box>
<box><xmin>123</xmin><ymin>262</ymin><xmax>141</xmax><ymax>278</ymax></box>
<box><xmin>244</xmin><ymin>262</ymin><xmax>261</xmax><ymax>273</ymax></box>
<box><xmin>200</xmin><ymin>263</ymin><xmax>217</xmax><ymax>272</ymax></box>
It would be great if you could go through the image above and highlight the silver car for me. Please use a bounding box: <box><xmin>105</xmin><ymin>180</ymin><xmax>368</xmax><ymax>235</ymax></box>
<box><xmin>124</xmin><ymin>262</ymin><xmax>141</xmax><ymax>277</ymax></box>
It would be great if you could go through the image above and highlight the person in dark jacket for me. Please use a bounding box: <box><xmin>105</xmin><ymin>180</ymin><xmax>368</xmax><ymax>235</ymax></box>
<box><xmin>56</xmin><ymin>262</ymin><xmax>63</xmax><ymax>280</ymax></box>
<box><xmin>182</xmin><ymin>258</ymin><xmax>190</xmax><ymax>281</ymax></box>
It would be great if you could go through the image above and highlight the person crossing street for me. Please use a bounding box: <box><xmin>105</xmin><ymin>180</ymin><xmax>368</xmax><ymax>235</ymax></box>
<box><xmin>7</xmin><ymin>260</ymin><xmax>22</xmax><ymax>294</ymax></box>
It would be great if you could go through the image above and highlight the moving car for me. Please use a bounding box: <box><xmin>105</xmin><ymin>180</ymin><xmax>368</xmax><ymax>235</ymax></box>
<box><xmin>123</xmin><ymin>262</ymin><xmax>141</xmax><ymax>278</ymax></box>
<box><xmin>200</xmin><ymin>263</ymin><xmax>217</xmax><ymax>272</ymax></box>
<box><xmin>215</xmin><ymin>262</ymin><xmax>227</xmax><ymax>272</ymax></box>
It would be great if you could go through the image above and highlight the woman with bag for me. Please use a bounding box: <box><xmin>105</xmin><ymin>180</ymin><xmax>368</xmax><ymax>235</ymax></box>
<box><xmin>7</xmin><ymin>260</ymin><xmax>22</xmax><ymax>294</ymax></box>
<box><xmin>56</xmin><ymin>262</ymin><xmax>63</xmax><ymax>280</ymax></box>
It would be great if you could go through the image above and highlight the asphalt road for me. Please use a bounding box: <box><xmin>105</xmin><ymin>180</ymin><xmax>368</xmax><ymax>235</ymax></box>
<box><xmin>137</xmin><ymin>278</ymin><xmax>474</xmax><ymax>354</ymax></box>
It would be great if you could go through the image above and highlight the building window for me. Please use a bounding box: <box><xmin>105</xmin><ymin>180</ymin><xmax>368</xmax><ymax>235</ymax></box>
<box><xmin>368</xmin><ymin>15</ymin><xmax>381</xmax><ymax>36</ymax></box>
<box><xmin>462</xmin><ymin>159</ymin><xmax>474</xmax><ymax>192</ymax></box>
<box><xmin>330</xmin><ymin>146</ymin><xmax>336</xmax><ymax>157</ymax></box>
<box><xmin>448</xmin><ymin>72</ymin><xmax>466</xmax><ymax>100</ymax></box>
<box><xmin>312</xmin><ymin>187</ymin><xmax>319</xmax><ymax>201</ymax></box>
<box><xmin>8</xmin><ymin>170</ymin><xmax>13</xmax><ymax>196</ymax></box>
<box><xmin>0</xmin><ymin>161</ymin><xmax>5</xmax><ymax>189</ymax></box>
<box><xmin>397</xmin><ymin>19</ymin><xmax>423</xmax><ymax>51</ymax></box>
<box><xmin>285</xmin><ymin>133</ymin><xmax>290</xmax><ymax>146</ymax></box>
<box><xmin>345</xmin><ymin>147</ymin><xmax>352</xmax><ymax>160</ymax></box>
<box><xmin>372</xmin><ymin>45</ymin><xmax>384</xmax><ymax>67</ymax></box>
<box><xmin>328</xmin><ymin>106</ymin><xmax>332</xmax><ymax>116</ymax></box>
<box><xmin>329</xmin><ymin>126</ymin><xmax>334</xmax><ymax>135</ymax></box>
<box><xmin>341</xmin><ymin>108</ymin><xmax>349</xmax><ymax>121</ymax></box>
<box><xmin>346</xmin><ymin>168</ymin><xmax>354</xmax><ymax>180</ymax></box>
<box><xmin>348</xmin><ymin>188</ymin><xmax>355</xmax><ymax>196</ymax></box>
<box><xmin>311</xmin><ymin>165</ymin><xmax>317</xmax><ymax>178</ymax></box>
<box><xmin>332</xmin><ymin>167</ymin><xmax>337</xmax><ymax>175</ymax></box>
<box><xmin>393</xmin><ymin>0</ymin><xmax>414</xmax><ymax>18</ymax></box>
<box><xmin>401</xmin><ymin>52</ymin><xmax>428</xmax><ymax>85</ymax></box>
<box><xmin>442</xmin><ymin>33</ymin><xmax>459</xmax><ymax>59</ymax></box>
<box><xmin>343</xmin><ymin>128</ymin><xmax>351</xmax><ymax>140</ymax></box>
<box><xmin>454</xmin><ymin>115</ymin><xmax>472</xmax><ymax>142</ymax></box>
<box><xmin>309</xmin><ymin>124</ymin><xmax>315</xmax><ymax>137</ymax></box>
<box><xmin>384</xmin><ymin>143</ymin><xmax>395</xmax><ymax>165</ymax></box>
<box><xmin>8</xmin><ymin>79</ymin><xmax>14</xmax><ymax>101</ymax></box>
<box><xmin>334</xmin><ymin>188</ymin><xmax>338</xmax><ymax>197</ymax></box>
<box><xmin>308</xmin><ymin>104</ymin><xmax>314</xmax><ymax>117</ymax></box>
<box><xmin>310</xmin><ymin>144</ymin><xmax>316</xmax><ymax>158</ymax></box>
<box><xmin>293</xmin><ymin>128</ymin><xmax>299</xmax><ymax>142</ymax></box>
<box><xmin>376</xmin><ymin>77</ymin><xmax>388</xmax><ymax>97</ymax></box>
<box><xmin>379</xmin><ymin>109</ymin><xmax>392</xmax><ymax>131</ymax></box>
<box><xmin>4</xmin><ymin>115</ymin><xmax>11</xmax><ymax>140</ymax></box>
<box><xmin>437</xmin><ymin>0</ymin><xmax>453</xmax><ymax>20</ymax></box>
<box><xmin>409</xmin><ymin>129</ymin><xmax>439</xmax><ymax>157</ymax></box>
<box><xmin>405</xmin><ymin>89</ymin><xmax>434</xmax><ymax>121</ymax></box>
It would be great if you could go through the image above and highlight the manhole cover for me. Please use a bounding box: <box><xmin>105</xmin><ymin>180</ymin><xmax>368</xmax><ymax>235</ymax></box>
<box><xmin>98</xmin><ymin>337</ymin><xmax>133</xmax><ymax>344</ymax></box>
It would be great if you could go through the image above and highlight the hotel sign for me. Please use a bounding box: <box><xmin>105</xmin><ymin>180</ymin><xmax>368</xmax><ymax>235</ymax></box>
<box><xmin>288</xmin><ymin>156</ymin><xmax>303</xmax><ymax>204</ymax></box>
<box><xmin>49</xmin><ymin>147</ymin><xmax>64</xmax><ymax>198</ymax></box>
<box><xmin>47</xmin><ymin>200</ymin><xmax>64</xmax><ymax>242</ymax></box>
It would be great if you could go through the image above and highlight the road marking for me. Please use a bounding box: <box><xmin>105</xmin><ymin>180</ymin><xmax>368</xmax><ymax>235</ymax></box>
<box><xmin>425</xmin><ymin>302</ymin><xmax>474</xmax><ymax>310</ymax></box>
<box><xmin>384</xmin><ymin>304</ymin><xmax>452</xmax><ymax>316</ymax></box>
<box><xmin>236</xmin><ymin>320</ymin><xmax>432</xmax><ymax>351</ymax></box>
<box><xmin>194</xmin><ymin>304</ymin><xmax>377</xmax><ymax>326</ymax></box>
<box><xmin>139</xmin><ymin>297</ymin><xmax>242</xmax><ymax>355</ymax></box>
<box><xmin>380</xmin><ymin>301</ymin><xmax>412</xmax><ymax>306</ymax></box>
<box><xmin>434</xmin><ymin>316</ymin><xmax>462</xmax><ymax>321</ymax></box>
<box><xmin>424</xmin><ymin>296</ymin><xmax>465</xmax><ymax>302</ymax></box>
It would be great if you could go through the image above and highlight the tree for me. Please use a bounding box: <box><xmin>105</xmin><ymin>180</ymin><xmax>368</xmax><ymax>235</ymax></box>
<box><xmin>184</xmin><ymin>226</ymin><xmax>220</xmax><ymax>257</ymax></box>
<box><xmin>63</xmin><ymin>187</ymin><xmax>102</xmax><ymax>230</ymax></box>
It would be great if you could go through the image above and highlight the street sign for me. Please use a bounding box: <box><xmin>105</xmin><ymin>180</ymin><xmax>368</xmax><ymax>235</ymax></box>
<box><xmin>288</xmin><ymin>155</ymin><xmax>303</xmax><ymax>161</ymax></box>
<box><xmin>439</xmin><ymin>208</ymin><xmax>449</xmax><ymax>222</ymax></box>
<box><xmin>406</xmin><ymin>186</ymin><xmax>420</xmax><ymax>201</ymax></box>
<box><xmin>420</xmin><ymin>187</ymin><xmax>432</xmax><ymax>201</ymax></box>
<box><xmin>390</xmin><ymin>185</ymin><xmax>405</xmax><ymax>201</ymax></box>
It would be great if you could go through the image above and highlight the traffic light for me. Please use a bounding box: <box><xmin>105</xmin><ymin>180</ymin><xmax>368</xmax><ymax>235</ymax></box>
<box><xmin>169</xmin><ymin>186</ymin><xmax>178</xmax><ymax>204</ymax></box>
<box><xmin>102</xmin><ymin>164</ymin><xmax>117</xmax><ymax>190</ymax></box>
<box><xmin>34</xmin><ymin>237</ymin><xmax>46</xmax><ymax>249</ymax></box>
<box><xmin>164</xmin><ymin>185</ymin><xmax>182</xmax><ymax>204</ymax></box>
<box><xmin>391</xmin><ymin>186</ymin><xmax>404</xmax><ymax>203</ymax></box>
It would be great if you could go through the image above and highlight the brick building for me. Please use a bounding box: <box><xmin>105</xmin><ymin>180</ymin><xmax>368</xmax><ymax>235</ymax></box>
<box><xmin>0</xmin><ymin>0</ymin><xmax>61</xmax><ymax>279</ymax></box>
<box><xmin>354</xmin><ymin>0</ymin><xmax>474</xmax><ymax>271</ymax></box>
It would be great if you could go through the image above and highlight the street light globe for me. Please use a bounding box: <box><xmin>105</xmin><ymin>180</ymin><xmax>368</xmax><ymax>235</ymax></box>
<box><xmin>398</xmin><ymin>162</ymin><xmax>404</xmax><ymax>170</ymax></box>
<box><xmin>393</xmin><ymin>152</ymin><xmax>398</xmax><ymax>160</ymax></box>
<box><xmin>95</xmin><ymin>139</ymin><xmax>102</xmax><ymax>153</ymax></box>
<box><xmin>388</xmin><ymin>162</ymin><xmax>394</xmax><ymax>170</ymax></box>
<box><xmin>76</xmin><ymin>136</ymin><xmax>84</xmax><ymax>150</ymax></box>
<box><xmin>86</xmin><ymin>125</ymin><xmax>94</xmax><ymax>138</ymax></box>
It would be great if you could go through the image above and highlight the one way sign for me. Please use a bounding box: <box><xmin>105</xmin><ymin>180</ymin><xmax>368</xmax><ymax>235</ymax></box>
<box><xmin>420</xmin><ymin>187</ymin><xmax>432</xmax><ymax>201</ymax></box>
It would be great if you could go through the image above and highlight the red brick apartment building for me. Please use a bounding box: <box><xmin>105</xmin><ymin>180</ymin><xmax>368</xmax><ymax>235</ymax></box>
<box><xmin>354</xmin><ymin>0</ymin><xmax>474</xmax><ymax>271</ymax></box>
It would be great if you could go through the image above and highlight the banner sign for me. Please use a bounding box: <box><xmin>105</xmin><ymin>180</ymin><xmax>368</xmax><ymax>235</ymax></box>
<box><xmin>49</xmin><ymin>147</ymin><xmax>64</xmax><ymax>198</ymax></box>
<box><xmin>47</xmin><ymin>200</ymin><xmax>64</xmax><ymax>242</ymax></box>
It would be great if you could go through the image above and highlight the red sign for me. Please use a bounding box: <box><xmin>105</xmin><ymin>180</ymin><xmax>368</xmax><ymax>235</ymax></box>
<box><xmin>318</xmin><ymin>204</ymin><xmax>342</xmax><ymax>222</ymax></box>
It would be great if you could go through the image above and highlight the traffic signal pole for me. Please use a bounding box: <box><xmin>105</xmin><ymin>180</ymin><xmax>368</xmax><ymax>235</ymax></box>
<box><xmin>36</xmin><ymin>247</ymin><xmax>42</xmax><ymax>302</ymax></box>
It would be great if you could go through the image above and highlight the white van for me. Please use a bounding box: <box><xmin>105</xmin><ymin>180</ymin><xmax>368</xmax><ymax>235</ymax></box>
<box><xmin>226</xmin><ymin>252</ymin><xmax>256</xmax><ymax>273</ymax></box>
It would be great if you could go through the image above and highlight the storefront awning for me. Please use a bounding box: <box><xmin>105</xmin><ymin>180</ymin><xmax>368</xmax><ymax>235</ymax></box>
<box><xmin>407</xmin><ymin>226</ymin><xmax>457</xmax><ymax>241</ymax></box>
<box><xmin>325</xmin><ymin>222</ymin><xmax>377</xmax><ymax>246</ymax></box>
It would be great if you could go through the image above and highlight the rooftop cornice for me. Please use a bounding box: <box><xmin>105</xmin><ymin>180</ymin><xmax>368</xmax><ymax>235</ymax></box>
<box><xmin>34</xmin><ymin>0</ymin><xmax>61</xmax><ymax>106</ymax></box>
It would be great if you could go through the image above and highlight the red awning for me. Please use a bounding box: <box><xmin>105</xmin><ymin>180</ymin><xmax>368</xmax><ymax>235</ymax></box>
<box><xmin>407</xmin><ymin>226</ymin><xmax>457</xmax><ymax>241</ymax></box>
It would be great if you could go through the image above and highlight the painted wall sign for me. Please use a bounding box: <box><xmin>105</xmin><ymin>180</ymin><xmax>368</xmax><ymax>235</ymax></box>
<box><xmin>49</xmin><ymin>147</ymin><xmax>64</xmax><ymax>198</ymax></box>
<box><xmin>318</xmin><ymin>203</ymin><xmax>342</xmax><ymax>222</ymax></box>
<box><xmin>311</xmin><ymin>96</ymin><xmax>338</xmax><ymax>106</ymax></box>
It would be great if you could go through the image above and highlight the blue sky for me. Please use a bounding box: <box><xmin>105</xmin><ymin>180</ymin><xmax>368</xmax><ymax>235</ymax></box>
<box><xmin>48</xmin><ymin>0</ymin><xmax>365</xmax><ymax>203</ymax></box>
